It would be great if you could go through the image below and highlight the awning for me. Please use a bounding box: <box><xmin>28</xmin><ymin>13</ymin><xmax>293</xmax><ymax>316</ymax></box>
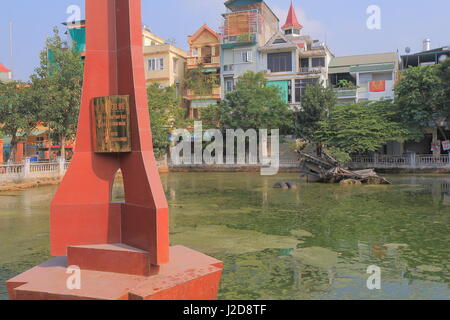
<box><xmin>328</xmin><ymin>66</ymin><xmax>351</xmax><ymax>74</ymax></box>
<box><xmin>350</xmin><ymin>63</ymin><xmax>395</xmax><ymax>73</ymax></box>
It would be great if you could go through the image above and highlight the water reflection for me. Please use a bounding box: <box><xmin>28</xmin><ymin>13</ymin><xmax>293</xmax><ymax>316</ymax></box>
<box><xmin>1</xmin><ymin>173</ymin><xmax>450</xmax><ymax>300</ymax></box>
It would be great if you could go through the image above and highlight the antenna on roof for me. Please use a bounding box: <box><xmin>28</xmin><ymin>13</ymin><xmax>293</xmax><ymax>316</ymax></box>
<box><xmin>9</xmin><ymin>21</ymin><xmax>14</xmax><ymax>80</ymax></box>
<box><xmin>166</xmin><ymin>38</ymin><xmax>177</xmax><ymax>45</ymax></box>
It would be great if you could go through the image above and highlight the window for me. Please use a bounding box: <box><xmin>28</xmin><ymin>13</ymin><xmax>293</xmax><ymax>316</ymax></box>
<box><xmin>295</xmin><ymin>78</ymin><xmax>319</xmax><ymax>102</ymax></box>
<box><xmin>224</xmin><ymin>65</ymin><xmax>234</xmax><ymax>72</ymax></box>
<box><xmin>192</xmin><ymin>48</ymin><xmax>199</xmax><ymax>57</ymax></box>
<box><xmin>268</xmin><ymin>52</ymin><xmax>292</xmax><ymax>73</ymax></box>
<box><xmin>235</xmin><ymin>50</ymin><xmax>253</xmax><ymax>64</ymax></box>
<box><xmin>312</xmin><ymin>57</ymin><xmax>325</xmax><ymax>68</ymax></box>
<box><xmin>225</xmin><ymin>78</ymin><xmax>234</xmax><ymax>92</ymax></box>
<box><xmin>242</xmin><ymin>51</ymin><xmax>252</xmax><ymax>63</ymax></box>
<box><xmin>148</xmin><ymin>58</ymin><xmax>164</xmax><ymax>71</ymax></box>
<box><xmin>273</xmin><ymin>38</ymin><xmax>287</xmax><ymax>44</ymax></box>
<box><xmin>301</xmin><ymin>58</ymin><xmax>309</xmax><ymax>70</ymax></box>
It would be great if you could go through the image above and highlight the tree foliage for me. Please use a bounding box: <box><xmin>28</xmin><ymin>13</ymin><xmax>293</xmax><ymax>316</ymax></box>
<box><xmin>0</xmin><ymin>81</ymin><xmax>39</xmax><ymax>161</ymax></box>
<box><xmin>396</xmin><ymin>65</ymin><xmax>448</xmax><ymax>140</ymax></box>
<box><xmin>31</xmin><ymin>27</ymin><xmax>84</xmax><ymax>157</ymax></box>
<box><xmin>202</xmin><ymin>71</ymin><xmax>294</xmax><ymax>133</ymax></box>
<box><xmin>147</xmin><ymin>83</ymin><xmax>186</xmax><ymax>159</ymax></box>
<box><xmin>295</xmin><ymin>82</ymin><xmax>336</xmax><ymax>142</ymax></box>
<box><xmin>437</xmin><ymin>58</ymin><xmax>450</xmax><ymax>102</ymax></box>
<box><xmin>317</xmin><ymin>101</ymin><xmax>408</xmax><ymax>154</ymax></box>
<box><xmin>185</xmin><ymin>64</ymin><xmax>219</xmax><ymax>95</ymax></box>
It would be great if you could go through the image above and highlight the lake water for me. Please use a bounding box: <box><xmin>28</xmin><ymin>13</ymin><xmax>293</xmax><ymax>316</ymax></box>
<box><xmin>1</xmin><ymin>173</ymin><xmax>450</xmax><ymax>300</ymax></box>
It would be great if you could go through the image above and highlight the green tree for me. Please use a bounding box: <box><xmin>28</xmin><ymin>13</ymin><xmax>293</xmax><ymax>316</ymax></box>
<box><xmin>203</xmin><ymin>71</ymin><xmax>294</xmax><ymax>133</ymax></box>
<box><xmin>396</xmin><ymin>65</ymin><xmax>448</xmax><ymax>140</ymax></box>
<box><xmin>317</xmin><ymin>101</ymin><xmax>408</xmax><ymax>155</ymax></box>
<box><xmin>437</xmin><ymin>58</ymin><xmax>450</xmax><ymax>102</ymax></box>
<box><xmin>31</xmin><ymin>27</ymin><xmax>84</xmax><ymax>159</ymax></box>
<box><xmin>185</xmin><ymin>64</ymin><xmax>219</xmax><ymax>95</ymax></box>
<box><xmin>147</xmin><ymin>83</ymin><xmax>186</xmax><ymax>159</ymax></box>
<box><xmin>295</xmin><ymin>82</ymin><xmax>336</xmax><ymax>155</ymax></box>
<box><xmin>0</xmin><ymin>81</ymin><xmax>39</xmax><ymax>161</ymax></box>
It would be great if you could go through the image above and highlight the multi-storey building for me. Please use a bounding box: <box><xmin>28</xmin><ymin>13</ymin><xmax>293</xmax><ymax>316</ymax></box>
<box><xmin>328</xmin><ymin>52</ymin><xmax>400</xmax><ymax>104</ymax></box>
<box><xmin>220</xmin><ymin>0</ymin><xmax>332</xmax><ymax>107</ymax></box>
<box><xmin>401</xmin><ymin>40</ymin><xmax>449</xmax><ymax>68</ymax></box>
<box><xmin>399</xmin><ymin>41</ymin><xmax>450</xmax><ymax>156</ymax></box>
<box><xmin>64</xmin><ymin>23</ymin><xmax>187</xmax><ymax>94</ymax></box>
<box><xmin>260</xmin><ymin>2</ymin><xmax>333</xmax><ymax>107</ymax></box>
<box><xmin>185</xmin><ymin>25</ymin><xmax>221</xmax><ymax>118</ymax></box>
<box><xmin>220</xmin><ymin>0</ymin><xmax>280</xmax><ymax>97</ymax></box>
<box><xmin>143</xmin><ymin>27</ymin><xmax>187</xmax><ymax>96</ymax></box>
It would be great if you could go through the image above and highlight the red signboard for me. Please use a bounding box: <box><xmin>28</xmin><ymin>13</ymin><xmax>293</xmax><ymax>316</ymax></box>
<box><xmin>370</xmin><ymin>80</ymin><xmax>386</xmax><ymax>92</ymax></box>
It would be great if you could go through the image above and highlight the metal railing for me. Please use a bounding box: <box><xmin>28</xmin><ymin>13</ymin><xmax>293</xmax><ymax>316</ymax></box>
<box><xmin>299</xmin><ymin>67</ymin><xmax>324</xmax><ymax>74</ymax></box>
<box><xmin>348</xmin><ymin>154</ymin><xmax>450</xmax><ymax>169</ymax></box>
<box><xmin>187</xmin><ymin>56</ymin><xmax>220</xmax><ymax>67</ymax></box>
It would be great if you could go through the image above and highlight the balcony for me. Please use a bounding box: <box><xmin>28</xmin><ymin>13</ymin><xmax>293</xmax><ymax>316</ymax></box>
<box><xmin>221</xmin><ymin>33</ymin><xmax>257</xmax><ymax>48</ymax></box>
<box><xmin>185</xmin><ymin>87</ymin><xmax>221</xmax><ymax>100</ymax></box>
<box><xmin>187</xmin><ymin>56</ymin><xmax>220</xmax><ymax>69</ymax></box>
<box><xmin>333</xmin><ymin>80</ymin><xmax>395</xmax><ymax>101</ymax></box>
<box><xmin>299</xmin><ymin>67</ymin><xmax>325</xmax><ymax>75</ymax></box>
<box><xmin>334</xmin><ymin>88</ymin><xmax>358</xmax><ymax>98</ymax></box>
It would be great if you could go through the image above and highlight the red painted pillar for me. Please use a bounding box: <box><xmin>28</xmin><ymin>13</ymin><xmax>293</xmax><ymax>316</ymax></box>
<box><xmin>50</xmin><ymin>0</ymin><xmax>169</xmax><ymax>266</ymax></box>
<box><xmin>0</xmin><ymin>139</ymin><xmax>3</xmax><ymax>164</ymax></box>
<box><xmin>16</xmin><ymin>141</ymin><xmax>24</xmax><ymax>163</ymax></box>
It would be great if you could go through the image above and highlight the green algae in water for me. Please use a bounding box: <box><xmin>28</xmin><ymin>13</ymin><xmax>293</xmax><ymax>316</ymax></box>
<box><xmin>1</xmin><ymin>173</ymin><xmax>450</xmax><ymax>300</ymax></box>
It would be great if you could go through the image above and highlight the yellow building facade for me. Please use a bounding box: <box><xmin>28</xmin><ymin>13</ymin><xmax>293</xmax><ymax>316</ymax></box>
<box><xmin>143</xmin><ymin>28</ymin><xmax>187</xmax><ymax>95</ymax></box>
<box><xmin>185</xmin><ymin>25</ymin><xmax>221</xmax><ymax>119</ymax></box>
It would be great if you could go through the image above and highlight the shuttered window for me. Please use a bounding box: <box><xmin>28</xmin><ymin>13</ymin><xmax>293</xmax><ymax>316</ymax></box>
<box><xmin>268</xmin><ymin>52</ymin><xmax>292</xmax><ymax>73</ymax></box>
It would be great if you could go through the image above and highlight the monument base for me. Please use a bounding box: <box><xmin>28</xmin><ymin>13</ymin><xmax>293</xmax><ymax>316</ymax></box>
<box><xmin>6</xmin><ymin>245</ymin><xmax>223</xmax><ymax>300</ymax></box>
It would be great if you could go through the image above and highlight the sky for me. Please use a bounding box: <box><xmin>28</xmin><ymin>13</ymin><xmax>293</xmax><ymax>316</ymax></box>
<box><xmin>1</xmin><ymin>0</ymin><xmax>449</xmax><ymax>81</ymax></box>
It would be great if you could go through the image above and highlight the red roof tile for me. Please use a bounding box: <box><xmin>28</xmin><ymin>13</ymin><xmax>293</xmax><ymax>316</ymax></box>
<box><xmin>0</xmin><ymin>63</ymin><xmax>11</xmax><ymax>73</ymax></box>
<box><xmin>282</xmin><ymin>1</ymin><xmax>303</xmax><ymax>30</ymax></box>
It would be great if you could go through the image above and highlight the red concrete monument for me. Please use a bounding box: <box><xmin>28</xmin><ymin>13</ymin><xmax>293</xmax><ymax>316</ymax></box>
<box><xmin>6</xmin><ymin>0</ymin><xmax>223</xmax><ymax>300</ymax></box>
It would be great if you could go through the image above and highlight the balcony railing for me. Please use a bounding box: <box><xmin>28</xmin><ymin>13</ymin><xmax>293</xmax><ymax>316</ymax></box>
<box><xmin>222</xmin><ymin>33</ymin><xmax>257</xmax><ymax>45</ymax></box>
<box><xmin>187</xmin><ymin>56</ymin><xmax>220</xmax><ymax>68</ymax></box>
<box><xmin>186</xmin><ymin>87</ymin><xmax>221</xmax><ymax>98</ymax></box>
<box><xmin>334</xmin><ymin>88</ymin><xmax>358</xmax><ymax>98</ymax></box>
<box><xmin>299</xmin><ymin>67</ymin><xmax>324</xmax><ymax>74</ymax></box>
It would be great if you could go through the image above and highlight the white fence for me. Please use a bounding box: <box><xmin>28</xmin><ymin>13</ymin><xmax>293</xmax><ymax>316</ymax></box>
<box><xmin>348</xmin><ymin>154</ymin><xmax>450</xmax><ymax>169</ymax></box>
<box><xmin>168</xmin><ymin>155</ymin><xmax>301</xmax><ymax>169</ymax></box>
<box><xmin>0</xmin><ymin>158</ymin><xmax>69</xmax><ymax>185</ymax></box>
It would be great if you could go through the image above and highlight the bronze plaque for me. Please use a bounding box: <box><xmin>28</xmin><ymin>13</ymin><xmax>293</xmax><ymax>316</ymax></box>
<box><xmin>93</xmin><ymin>95</ymin><xmax>132</xmax><ymax>153</ymax></box>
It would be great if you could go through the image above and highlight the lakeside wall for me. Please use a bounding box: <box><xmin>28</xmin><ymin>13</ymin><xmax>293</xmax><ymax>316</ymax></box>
<box><xmin>4</xmin><ymin>153</ymin><xmax>450</xmax><ymax>187</ymax></box>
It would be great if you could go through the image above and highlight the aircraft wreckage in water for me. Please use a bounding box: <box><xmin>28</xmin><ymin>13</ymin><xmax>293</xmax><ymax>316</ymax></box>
<box><xmin>298</xmin><ymin>152</ymin><xmax>391</xmax><ymax>185</ymax></box>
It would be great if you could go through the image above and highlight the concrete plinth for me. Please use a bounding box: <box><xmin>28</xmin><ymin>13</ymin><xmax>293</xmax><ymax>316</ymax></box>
<box><xmin>7</xmin><ymin>246</ymin><xmax>223</xmax><ymax>300</ymax></box>
<box><xmin>68</xmin><ymin>243</ymin><xmax>152</xmax><ymax>276</ymax></box>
